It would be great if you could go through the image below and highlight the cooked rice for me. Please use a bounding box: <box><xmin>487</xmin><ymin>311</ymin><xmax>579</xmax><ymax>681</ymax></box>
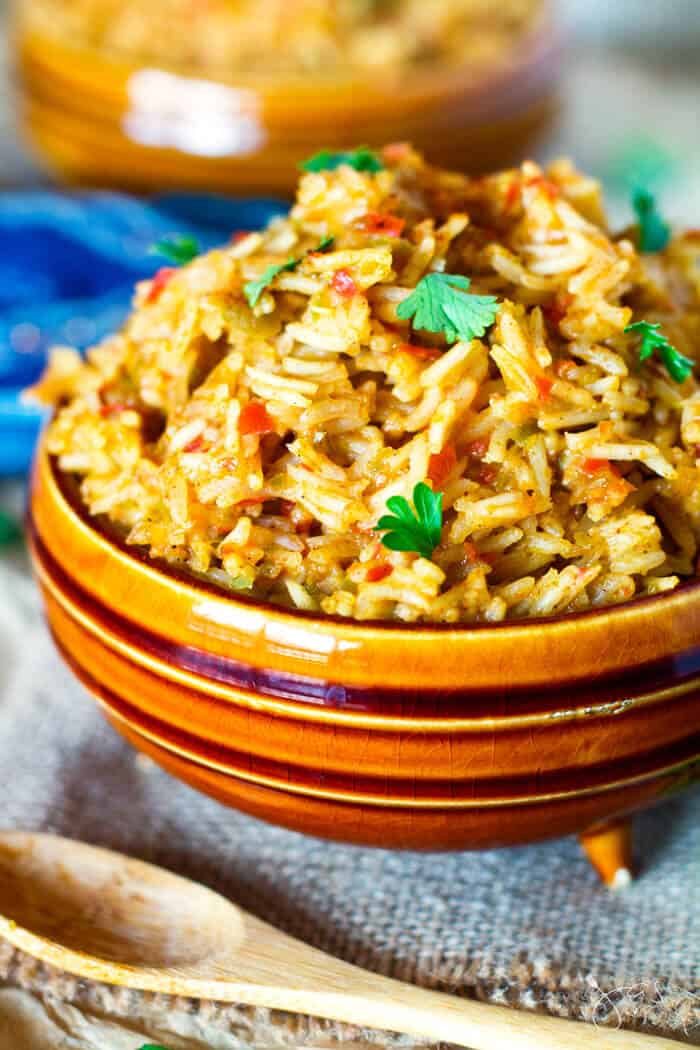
<box><xmin>25</xmin><ymin>0</ymin><xmax>542</xmax><ymax>76</ymax></box>
<box><xmin>32</xmin><ymin>146</ymin><xmax>700</xmax><ymax>623</ymax></box>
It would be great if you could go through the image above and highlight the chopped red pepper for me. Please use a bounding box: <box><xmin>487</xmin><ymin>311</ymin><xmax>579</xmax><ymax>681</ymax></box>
<box><xmin>239</xmin><ymin>401</ymin><xmax>275</xmax><ymax>436</ymax></box>
<box><xmin>581</xmin><ymin>457</ymin><xmax>610</xmax><ymax>476</ymax></box>
<box><xmin>231</xmin><ymin>230</ymin><xmax>251</xmax><ymax>243</ymax></box>
<box><xmin>100</xmin><ymin>402</ymin><xmax>130</xmax><ymax>417</ymax></box>
<box><xmin>398</xmin><ymin>342</ymin><xmax>442</xmax><ymax>361</ymax></box>
<box><xmin>383</xmin><ymin>142</ymin><xmax>411</xmax><ymax>164</ymax></box>
<box><xmin>543</xmin><ymin>293</ymin><xmax>573</xmax><ymax>328</ymax></box>
<box><xmin>535</xmin><ymin>376</ymin><xmax>554</xmax><ymax>400</ymax></box>
<box><xmin>466</xmin><ymin>437</ymin><xmax>489</xmax><ymax>459</ymax></box>
<box><xmin>358</xmin><ymin>212</ymin><xmax>406</xmax><ymax>238</ymax></box>
<box><xmin>428</xmin><ymin>444</ymin><xmax>457</xmax><ymax>488</ymax></box>
<box><xmin>504</xmin><ymin>177</ymin><xmax>522</xmax><ymax>211</ymax></box>
<box><xmin>366</xmin><ymin>563</ymin><xmax>393</xmax><ymax>583</ymax></box>
<box><xmin>146</xmin><ymin>267</ymin><xmax>177</xmax><ymax>304</ymax></box>
<box><xmin>331</xmin><ymin>269</ymin><xmax>358</xmax><ymax>298</ymax></box>
<box><xmin>527</xmin><ymin>175</ymin><xmax>560</xmax><ymax>200</ymax></box>
<box><xmin>183</xmin><ymin>435</ymin><xmax>206</xmax><ymax>453</ymax></box>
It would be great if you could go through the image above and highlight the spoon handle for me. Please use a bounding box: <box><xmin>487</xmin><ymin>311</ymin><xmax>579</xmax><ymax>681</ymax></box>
<box><xmin>203</xmin><ymin>915</ymin><xmax>683</xmax><ymax>1050</ymax></box>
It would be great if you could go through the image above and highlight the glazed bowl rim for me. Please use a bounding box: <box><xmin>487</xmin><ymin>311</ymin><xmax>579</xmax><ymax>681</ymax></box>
<box><xmin>45</xmin><ymin>448</ymin><xmax>700</xmax><ymax>638</ymax></box>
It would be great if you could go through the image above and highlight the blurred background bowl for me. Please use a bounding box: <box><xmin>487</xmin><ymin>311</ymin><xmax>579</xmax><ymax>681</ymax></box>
<box><xmin>12</xmin><ymin>1</ymin><xmax>561</xmax><ymax>195</ymax></box>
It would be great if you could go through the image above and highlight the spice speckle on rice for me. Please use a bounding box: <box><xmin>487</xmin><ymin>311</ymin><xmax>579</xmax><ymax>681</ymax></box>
<box><xmin>32</xmin><ymin>146</ymin><xmax>700</xmax><ymax>623</ymax></box>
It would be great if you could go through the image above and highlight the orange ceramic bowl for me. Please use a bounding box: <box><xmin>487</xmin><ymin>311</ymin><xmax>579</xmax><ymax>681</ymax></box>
<box><xmin>29</xmin><ymin>439</ymin><xmax>700</xmax><ymax>881</ymax></box>
<box><xmin>13</xmin><ymin>11</ymin><xmax>561</xmax><ymax>194</ymax></box>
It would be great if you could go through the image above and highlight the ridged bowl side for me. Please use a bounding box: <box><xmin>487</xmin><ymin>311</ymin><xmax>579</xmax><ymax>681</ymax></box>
<box><xmin>29</xmin><ymin>442</ymin><xmax>700</xmax><ymax>849</ymax></box>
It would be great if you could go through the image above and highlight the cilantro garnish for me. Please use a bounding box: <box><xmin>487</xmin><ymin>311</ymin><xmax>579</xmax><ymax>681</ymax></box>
<box><xmin>0</xmin><ymin>510</ymin><xmax>21</xmax><ymax>547</ymax></box>
<box><xmin>149</xmin><ymin>235</ymin><xmax>200</xmax><ymax>266</ymax></box>
<box><xmin>625</xmin><ymin>320</ymin><xmax>694</xmax><ymax>383</ymax></box>
<box><xmin>374</xmin><ymin>482</ymin><xmax>443</xmax><ymax>559</ymax></box>
<box><xmin>244</xmin><ymin>257</ymin><xmax>299</xmax><ymax>307</ymax></box>
<box><xmin>301</xmin><ymin>147</ymin><xmax>383</xmax><ymax>174</ymax></box>
<box><xmin>138</xmin><ymin>1045</ymin><xmax>171</xmax><ymax>1050</ymax></box>
<box><xmin>396</xmin><ymin>273</ymin><xmax>500</xmax><ymax>346</ymax></box>
<box><xmin>632</xmin><ymin>189</ymin><xmax>671</xmax><ymax>253</ymax></box>
<box><xmin>244</xmin><ymin>239</ymin><xmax>335</xmax><ymax>307</ymax></box>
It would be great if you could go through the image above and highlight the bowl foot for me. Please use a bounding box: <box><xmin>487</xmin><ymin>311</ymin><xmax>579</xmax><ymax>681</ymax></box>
<box><xmin>579</xmin><ymin>819</ymin><xmax>634</xmax><ymax>888</ymax></box>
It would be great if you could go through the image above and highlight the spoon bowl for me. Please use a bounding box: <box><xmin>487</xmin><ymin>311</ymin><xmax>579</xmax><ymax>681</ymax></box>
<box><xmin>0</xmin><ymin>831</ymin><xmax>682</xmax><ymax>1050</ymax></box>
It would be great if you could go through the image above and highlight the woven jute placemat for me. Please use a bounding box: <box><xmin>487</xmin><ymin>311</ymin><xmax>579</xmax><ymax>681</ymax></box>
<box><xmin>0</xmin><ymin>558</ymin><xmax>698</xmax><ymax>1046</ymax></box>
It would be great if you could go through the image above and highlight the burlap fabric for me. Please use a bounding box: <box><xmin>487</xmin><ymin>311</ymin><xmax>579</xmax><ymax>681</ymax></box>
<box><xmin>0</xmin><ymin>550</ymin><xmax>699</xmax><ymax>1046</ymax></box>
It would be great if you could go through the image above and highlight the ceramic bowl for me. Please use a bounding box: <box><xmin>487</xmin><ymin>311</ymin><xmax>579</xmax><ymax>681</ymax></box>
<box><xmin>29</xmin><ymin>440</ymin><xmax>700</xmax><ymax>883</ymax></box>
<box><xmin>14</xmin><ymin>11</ymin><xmax>561</xmax><ymax>195</ymax></box>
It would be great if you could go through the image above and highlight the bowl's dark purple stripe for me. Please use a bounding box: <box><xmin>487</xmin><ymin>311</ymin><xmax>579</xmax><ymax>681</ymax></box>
<box><xmin>31</xmin><ymin>514</ymin><xmax>700</xmax><ymax>716</ymax></box>
<box><xmin>50</xmin><ymin>625</ymin><xmax>700</xmax><ymax>802</ymax></box>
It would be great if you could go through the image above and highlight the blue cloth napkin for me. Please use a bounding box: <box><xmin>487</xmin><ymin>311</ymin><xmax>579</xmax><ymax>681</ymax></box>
<box><xmin>0</xmin><ymin>191</ymin><xmax>287</xmax><ymax>475</ymax></box>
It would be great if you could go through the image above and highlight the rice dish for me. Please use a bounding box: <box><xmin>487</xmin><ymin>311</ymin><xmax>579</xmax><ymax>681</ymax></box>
<box><xmin>33</xmin><ymin>145</ymin><xmax>700</xmax><ymax>623</ymax></box>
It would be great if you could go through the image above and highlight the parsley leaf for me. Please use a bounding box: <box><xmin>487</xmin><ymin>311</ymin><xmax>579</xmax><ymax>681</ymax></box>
<box><xmin>244</xmin><ymin>239</ymin><xmax>336</xmax><ymax>307</ymax></box>
<box><xmin>625</xmin><ymin>320</ymin><xmax>694</xmax><ymax>383</ymax></box>
<box><xmin>301</xmin><ymin>147</ymin><xmax>383</xmax><ymax>174</ymax></box>
<box><xmin>149</xmin><ymin>235</ymin><xmax>200</xmax><ymax>266</ymax></box>
<box><xmin>396</xmin><ymin>273</ymin><xmax>500</xmax><ymax>346</ymax></box>
<box><xmin>633</xmin><ymin>189</ymin><xmax>671</xmax><ymax>253</ymax></box>
<box><xmin>244</xmin><ymin>257</ymin><xmax>299</xmax><ymax>307</ymax></box>
<box><xmin>374</xmin><ymin>482</ymin><xmax>443</xmax><ymax>559</ymax></box>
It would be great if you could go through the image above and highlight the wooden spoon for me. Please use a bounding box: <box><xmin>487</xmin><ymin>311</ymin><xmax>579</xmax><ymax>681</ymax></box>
<box><xmin>0</xmin><ymin>832</ymin><xmax>681</xmax><ymax>1049</ymax></box>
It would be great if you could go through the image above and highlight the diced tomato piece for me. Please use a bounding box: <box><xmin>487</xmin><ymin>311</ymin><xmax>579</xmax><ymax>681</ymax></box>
<box><xmin>504</xmin><ymin>177</ymin><xmax>522</xmax><ymax>211</ymax></box>
<box><xmin>463</xmin><ymin>541</ymin><xmax>479</xmax><ymax>563</ymax></box>
<box><xmin>466</xmin><ymin>437</ymin><xmax>489</xmax><ymax>459</ymax></box>
<box><xmin>366</xmin><ymin>563</ymin><xmax>393</xmax><ymax>583</ymax></box>
<box><xmin>231</xmin><ymin>230</ymin><xmax>251</xmax><ymax>243</ymax></box>
<box><xmin>543</xmin><ymin>293</ymin><xmax>573</xmax><ymax>328</ymax></box>
<box><xmin>99</xmin><ymin>402</ymin><xmax>129</xmax><ymax>417</ymax></box>
<box><xmin>331</xmin><ymin>269</ymin><xmax>358</xmax><ymax>298</ymax></box>
<box><xmin>527</xmin><ymin>175</ymin><xmax>560</xmax><ymax>200</ymax></box>
<box><xmin>581</xmin><ymin>457</ymin><xmax>608</xmax><ymax>476</ymax></box>
<box><xmin>239</xmin><ymin>401</ymin><xmax>275</xmax><ymax>435</ymax></box>
<box><xmin>398</xmin><ymin>342</ymin><xmax>442</xmax><ymax>361</ymax></box>
<box><xmin>146</xmin><ymin>267</ymin><xmax>176</xmax><ymax>304</ymax></box>
<box><xmin>358</xmin><ymin>212</ymin><xmax>406</xmax><ymax>237</ymax></box>
<box><xmin>428</xmin><ymin>444</ymin><xmax>457</xmax><ymax>488</ymax></box>
<box><xmin>535</xmin><ymin>376</ymin><xmax>554</xmax><ymax>400</ymax></box>
<box><xmin>478</xmin><ymin>464</ymin><xmax>498</xmax><ymax>486</ymax></box>
<box><xmin>383</xmin><ymin>142</ymin><xmax>411</xmax><ymax>163</ymax></box>
<box><xmin>183</xmin><ymin>435</ymin><xmax>206</xmax><ymax>453</ymax></box>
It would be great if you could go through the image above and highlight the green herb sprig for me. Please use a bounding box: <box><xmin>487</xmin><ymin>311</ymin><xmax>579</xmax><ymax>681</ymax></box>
<box><xmin>149</xmin><ymin>235</ymin><xmax>200</xmax><ymax>266</ymax></box>
<box><xmin>0</xmin><ymin>510</ymin><xmax>21</xmax><ymax>547</ymax></box>
<box><xmin>396</xmin><ymin>274</ymin><xmax>500</xmax><ymax>347</ymax></box>
<box><xmin>301</xmin><ymin>147</ymin><xmax>383</xmax><ymax>174</ymax></box>
<box><xmin>244</xmin><ymin>238</ymin><xmax>335</xmax><ymax>307</ymax></box>
<box><xmin>632</xmin><ymin>189</ymin><xmax>671</xmax><ymax>253</ymax></box>
<box><xmin>138</xmin><ymin>1045</ymin><xmax>171</xmax><ymax>1050</ymax></box>
<box><xmin>374</xmin><ymin>482</ymin><xmax>443</xmax><ymax>559</ymax></box>
<box><xmin>625</xmin><ymin>320</ymin><xmax>693</xmax><ymax>383</ymax></box>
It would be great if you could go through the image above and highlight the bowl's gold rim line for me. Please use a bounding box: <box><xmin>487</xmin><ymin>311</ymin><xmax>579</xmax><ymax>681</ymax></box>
<box><xmin>33</xmin><ymin>535</ymin><xmax>700</xmax><ymax>733</ymax></box>
<box><xmin>96</xmin><ymin>691</ymin><xmax>696</xmax><ymax>811</ymax></box>
<box><xmin>39</xmin><ymin>446</ymin><xmax>700</xmax><ymax>639</ymax></box>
